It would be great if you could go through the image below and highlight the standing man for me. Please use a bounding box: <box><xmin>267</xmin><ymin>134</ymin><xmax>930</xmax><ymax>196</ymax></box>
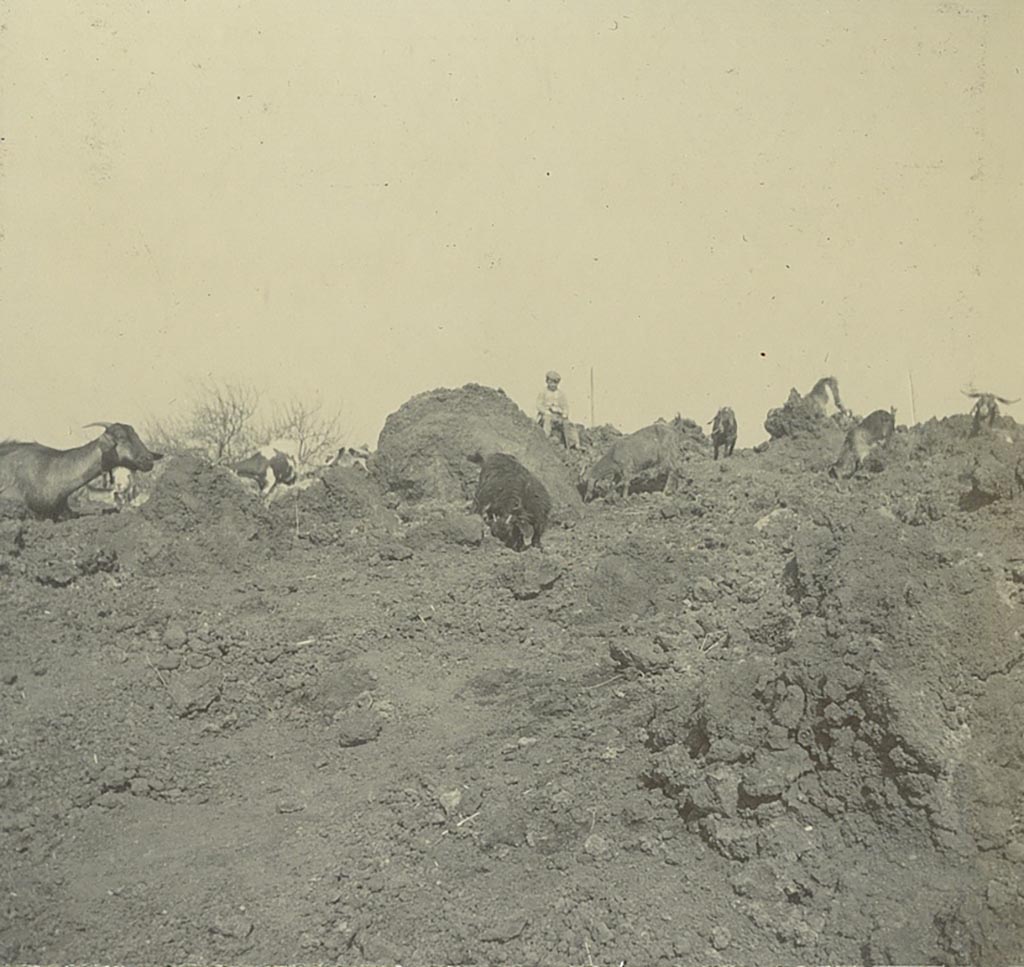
<box><xmin>536</xmin><ymin>370</ymin><xmax>580</xmax><ymax>449</ymax></box>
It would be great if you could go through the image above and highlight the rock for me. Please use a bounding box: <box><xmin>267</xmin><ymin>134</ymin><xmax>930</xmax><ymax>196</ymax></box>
<box><xmin>702</xmin><ymin>816</ymin><xmax>758</xmax><ymax>860</ymax></box>
<box><xmin>210</xmin><ymin>913</ymin><xmax>254</xmax><ymax>940</ymax></box>
<box><xmin>590</xmin><ymin>919</ymin><xmax>614</xmax><ymax>943</ymax></box>
<box><xmin>706</xmin><ymin>765</ymin><xmax>740</xmax><ymax>817</ymax></box>
<box><xmin>480</xmin><ymin>917</ymin><xmax>528</xmax><ymax>942</ymax></box>
<box><xmin>754</xmin><ymin>507</ymin><xmax>799</xmax><ymax>537</ymax></box>
<box><xmin>772</xmin><ymin>684</ymin><xmax>806</xmax><ymax>729</ymax></box>
<box><xmin>379</xmin><ymin>542</ymin><xmax>413</xmax><ymax>562</ymax></box>
<box><xmin>276</xmin><ymin>800</ymin><xmax>306</xmax><ymax>814</ymax></box>
<box><xmin>441</xmin><ymin>512</ymin><xmax>485</xmax><ymax>546</ymax></box>
<box><xmin>167</xmin><ymin>668</ymin><xmax>221</xmax><ymax>718</ymax></box>
<box><xmin>1</xmin><ymin>671</ymin><xmax>17</xmax><ymax>686</ymax></box>
<box><xmin>99</xmin><ymin>762</ymin><xmax>136</xmax><ymax>792</ymax></box>
<box><xmin>78</xmin><ymin>548</ymin><xmax>118</xmax><ymax>575</ymax></box>
<box><xmin>36</xmin><ymin>563</ymin><xmax>77</xmax><ymax>587</ymax></box>
<box><xmin>163</xmin><ymin>622</ymin><xmax>189</xmax><ymax>649</ymax></box>
<box><xmin>335</xmin><ymin>709</ymin><xmax>383</xmax><ymax>747</ymax></box>
<box><xmin>740</xmin><ymin>747</ymin><xmax>813</xmax><ymax>800</ymax></box>
<box><xmin>608</xmin><ymin>639</ymin><xmax>671</xmax><ymax>674</ymax></box>
<box><xmin>972</xmin><ymin>805</ymin><xmax>1014</xmax><ymax>851</ymax></box>
<box><xmin>155</xmin><ymin>652</ymin><xmax>181</xmax><ymax>671</ymax></box>
<box><xmin>757</xmin><ymin>815</ymin><xmax>817</xmax><ymax>859</ymax></box>
<box><xmin>498</xmin><ymin>557</ymin><xmax>563</xmax><ymax>600</ymax></box>
<box><xmin>765</xmin><ymin>724</ymin><xmax>791</xmax><ymax>750</ymax></box>
<box><xmin>692</xmin><ymin>575</ymin><xmax>717</xmax><ymax>602</ymax></box>
<box><xmin>711</xmin><ymin>926</ymin><xmax>732</xmax><ymax>951</ymax></box>
<box><xmin>965</xmin><ymin>453</ymin><xmax>1015</xmax><ymax>504</ymax></box>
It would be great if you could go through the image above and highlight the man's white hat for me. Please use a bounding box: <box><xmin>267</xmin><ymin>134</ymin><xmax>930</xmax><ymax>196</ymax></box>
<box><xmin>545</xmin><ymin>370</ymin><xmax>561</xmax><ymax>383</ymax></box>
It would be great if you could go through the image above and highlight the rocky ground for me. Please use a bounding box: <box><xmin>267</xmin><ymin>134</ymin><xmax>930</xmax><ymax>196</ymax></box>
<box><xmin>1</xmin><ymin>386</ymin><xmax>1022</xmax><ymax>965</ymax></box>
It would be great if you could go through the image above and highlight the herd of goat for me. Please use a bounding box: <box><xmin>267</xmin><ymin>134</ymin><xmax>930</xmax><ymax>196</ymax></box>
<box><xmin>0</xmin><ymin>382</ymin><xmax>1016</xmax><ymax>548</ymax></box>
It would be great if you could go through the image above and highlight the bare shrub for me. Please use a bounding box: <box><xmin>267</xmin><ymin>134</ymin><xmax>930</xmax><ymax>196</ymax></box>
<box><xmin>265</xmin><ymin>397</ymin><xmax>345</xmax><ymax>467</ymax></box>
<box><xmin>144</xmin><ymin>381</ymin><xmax>262</xmax><ymax>464</ymax></box>
<box><xmin>145</xmin><ymin>382</ymin><xmax>346</xmax><ymax>467</ymax></box>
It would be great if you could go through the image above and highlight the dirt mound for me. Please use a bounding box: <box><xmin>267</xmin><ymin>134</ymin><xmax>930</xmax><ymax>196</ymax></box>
<box><xmin>374</xmin><ymin>384</ymin><xmax>582</xmax><ymax>519</ymax></box>
<box><xmin>669</xmin><ymin>414</ymin><xmax>712</xmax><ymax>450</ymax></box>
<box><xmin>764</xmin><ymin>388</ymin><xmax>851</xmax><ymax>441</ymax></box>
<box><xmin>863</xmin><ymin>414</ymin><xmax>1024</xmax><ymax>522</ymax></box>
<box><xmin>137</xmin><ymin>454</ymin><xmax>284</xmax><ymax>573</ymax></box>
<box><xmin>0</xmin><ymin>514</ymin><xmax>122</xmax><ymax>587</ymax></box>
<box><xmin>580</xmin><ymin>423</ymin><xmax>624</xmax><ymax>450</ymax></box>
<box><xmin>272</xmin><ymin>466</ymin><xmax>401</xmax><ymax>545</ymax></box>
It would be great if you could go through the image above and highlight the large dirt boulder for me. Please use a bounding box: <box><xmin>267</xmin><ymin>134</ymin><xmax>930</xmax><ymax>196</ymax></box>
<box><xmin>765</xmin><ymin>388</ymin><xmax>848</xmax><ymax>440</ymax></box>
<box><xmin>373</xmin><ymin>384</ymin><xmax>582</xmax><ymax>520</ymax></box>
<box><xmin>669</xmin><ymin>415</ymin><xmax>712</xmax><ymax>452</ymax></box>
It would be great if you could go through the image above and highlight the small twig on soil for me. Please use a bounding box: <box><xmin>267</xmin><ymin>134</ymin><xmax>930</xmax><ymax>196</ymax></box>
<box><xmin>700</xmin><ymin>634</ymin><xmax>722</xmax><ymax>654</ymax></box>
<box><xmin>456</xmin><ymin>810</ymin><xmax>480</xmax><ymax>827</ymax></box>
<box><xmin>144</xmin><ymin>655</ymin><xmax>173</xmax><ymax>694</ymax></box>
<box><xmin>584</xmin><ymin>939</ymin><xmax>595</xmax><ymax>967</ymax></box>
<box><xmin>584</xmin><ymin>675</ymin><xmax>623</xmax><ymax>690</ymax></box>
<box><xmin>292</xmin><ymin>638</ymin><xmax>316</xmax><ymax>648</ymax></box>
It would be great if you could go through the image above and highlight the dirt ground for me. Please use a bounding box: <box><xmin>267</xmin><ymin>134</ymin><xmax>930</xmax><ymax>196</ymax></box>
<box><xmin>2</xmin><ymin>393</ymin><xmax>1023</xmax><ymax>965</ymax></box>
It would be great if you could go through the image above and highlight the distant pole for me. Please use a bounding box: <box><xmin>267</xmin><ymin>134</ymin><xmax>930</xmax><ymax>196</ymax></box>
<box><xmin>908</xmin><ymin>369</ymin><xmax>918</xmax><ymax>425</ymax></box>
<box><xmin>590</xmin><ymin>367</ymin><xmax>595</xmax><ymax>427</ymax></box>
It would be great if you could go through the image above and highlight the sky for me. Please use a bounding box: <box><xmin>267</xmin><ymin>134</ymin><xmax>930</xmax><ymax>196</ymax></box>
<box><xmin>2</xmin><ymin>1</ymin><xmax>1023</xmax><ymax>452</ymax></box>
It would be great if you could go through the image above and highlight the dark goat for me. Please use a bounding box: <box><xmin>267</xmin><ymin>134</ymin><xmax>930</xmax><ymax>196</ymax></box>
<box><xmin>710</xmin><ymin>407</ymin><xmax>737</xmax><ymax>459</ymax></box>
<box><xmin>470</xmin><ymin>452</ymin><xmax>552</xmax><ymax>551</ymax></box>
<box><xmin>0</xmin><ymin>422</ymin><xmax>162</xmax><ymax>520</ymax></box>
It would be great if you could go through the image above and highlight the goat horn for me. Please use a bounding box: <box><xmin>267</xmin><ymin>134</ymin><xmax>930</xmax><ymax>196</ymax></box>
<box><xmin>82</xmin><ymin>422</ymin><xmax>113</xmax><ymax>430</ymax></box>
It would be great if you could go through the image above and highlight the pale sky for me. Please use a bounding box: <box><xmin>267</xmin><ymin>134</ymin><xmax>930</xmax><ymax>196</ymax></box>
<box><xmin>3</xmin><ymin>1</ymin><xmax>1022</xmax><ymax>451</ymax></box>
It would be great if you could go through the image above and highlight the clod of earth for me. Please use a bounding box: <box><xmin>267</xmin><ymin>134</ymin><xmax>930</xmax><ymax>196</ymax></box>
<box><xmin>335</xmin><ymin>709</ymin><xmax>383</xmax><ymax>747</ymax></box>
